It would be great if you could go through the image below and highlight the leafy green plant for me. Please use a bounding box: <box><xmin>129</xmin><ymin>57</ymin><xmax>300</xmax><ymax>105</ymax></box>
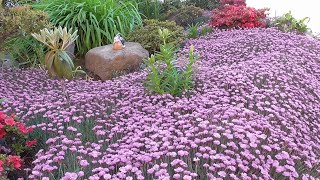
<box><xmin>0</xmin><ymin>6</ymin><xmax>49</xmax><ymax>67</ymax></box>
<box><xmin>0</xmin><ymin>6</ymin><xmax>49</xmax><ymax>41</ymax></box>
<box><xmin>187</xmin><ymin>23</ymin><xmax>213</xmax><ymax>39</ymax></box>
<box><xmin>200</xmin><ymin>25</ymin><xmax>213</xmax><ymax>36</ymax></box>
<box><xmin>161</xmin><ymin>0</ymin><xmax>184</xmax><ymax>13</ymax></box>
<box><xmin>136</xmin><ymin>0</ymin><xmax>162</xmax><ymax>19</ymax></box>
<box><xmin>35</xmin><ymin>0</ymin><xmax>142</xmax><ymax>55</ymax></box>
<box><xmin>4</xmin><ymin>36</ymin><xmax>46</xmax><ymax>68</ymax></box>
<box><xmin>187</xmin><ymin>23</ymin><xmax>201</xmax><ymax>39</ymax></box>
<box><xmin>145</xmin><ymin>28</ymin><xmax>197</xmax><ymax>97</ymax></box>
<box><xmin>127</xmin><ymin>19</ymin><xmax>185</xmax><ymax>53</ymax></box>
<box><xmin>166</xmin><ymin>5</ymin><xmax>204</xmax><ymax>27</ymax></box>
<box><xmin>31</xmin><ymin>26</ymin><xmax>79</xmax><ymax>79</ymax></box>
<box><xmin>273</xmin><ymin>11</ymin><xmax>310</xmax><ymax>33</ymax></box>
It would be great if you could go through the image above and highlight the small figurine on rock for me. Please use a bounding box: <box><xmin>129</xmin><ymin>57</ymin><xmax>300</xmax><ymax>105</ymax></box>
<box><xmin>113</xmin><ymin>33</ymin><xmax>126</xmax><ymax>50</ymax></box>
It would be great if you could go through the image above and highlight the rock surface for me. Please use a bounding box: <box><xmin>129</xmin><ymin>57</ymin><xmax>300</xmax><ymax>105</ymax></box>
<box><xmin>0</xmin><ymin>54</ymin><xmax>15</xmax><ymax>68</ymax></box>
<box><xmin>85</xmin><ymin>42</ymin><xmax>149</xmax><ymax>80</ymax></box>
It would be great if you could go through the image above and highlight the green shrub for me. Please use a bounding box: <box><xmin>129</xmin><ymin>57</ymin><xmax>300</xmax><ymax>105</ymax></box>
<box><xmin>127</xmin><ymin>19</ymin><xmax>185</xmax><ymax>53</ymax></box>
<box><xmin>35</xmin><ymin>0</ymin><xmax>142</xmax><ymax>55</ymax></box>
<box><xmin>145</xmin><ymin>28</ymin><xmax>197</xmax><ymax>97</ymax></box>
<box><xmin>272</xmin><ymin>11</ymin><xmax>310</xmax><ymax>33</ymax></box>
<box><xmin>0</xmin><ymin>6</ymin><xmax>48</xmax><ymax>47</ymax></box>
<box><xmin>0</xmin><ymin>6</ymin><xmax>49</xmax><ymax>67</ymax></box>
<box><xmin>186</xmin><ymin>0</ymin><xmax>219</xmax><ymax>10</ymax></box>
<box><xmin>166</xmin><ymin>5</ymin><xmax>204</xmax><ymax>27</ymax></box>
<box><xmin>161</xmin><ymin>0</ymin><xmax>183</xmax><ymax>13</ymax></box>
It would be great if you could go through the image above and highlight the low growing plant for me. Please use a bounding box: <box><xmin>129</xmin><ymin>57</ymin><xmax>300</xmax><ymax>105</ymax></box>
<box><xmin>200</xmin><ymin>24</ymin><xmax>213</xmax><ymax>36</ymax></box>
<box><xmin>145</xmin><ymin>28</ymin><xmax>197</xmax><ymax>97</ymax></box>
<box><xmin>32</xmin><ymin>26</ymin><xmax>80</xmax><ymax>79</ymax></box>
<box><xmin>0</xmin><ymin>28</ymin><xmax>320</xmax><ymax>179</ymax></box>
<box><xmin>127</xmin><ymin>19</ymin><xmax>185</xmax><ymax>53</ymax></box>
<box><xmin>272</xmin><ymin>11</ymin><xmax>310</xmax><ymax>33</ymax></box>
<box><xmin>187</xmin><ymin>23</ymin><xmax>201</xmax><ymax>39</ymax></box>
<box><xmin>187</xmin><ymin>23</ymin><xmax>213</xmax><ymax>39</ymax></box>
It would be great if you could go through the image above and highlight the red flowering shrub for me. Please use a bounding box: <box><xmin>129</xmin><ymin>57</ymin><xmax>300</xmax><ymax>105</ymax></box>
<box><xmin>219</xmin><ymin>0</ymin><xmax>246</xmax><ymax>6</ymax></box>
<box><xmin>209</xmin><ymin>5</ymin><xmax>268</xmax><ymax>29</ymax></box>
<box><xmin>0</xmin><ymin>111</ymin><xmax>36</xmax><ymax>177</ymax></box>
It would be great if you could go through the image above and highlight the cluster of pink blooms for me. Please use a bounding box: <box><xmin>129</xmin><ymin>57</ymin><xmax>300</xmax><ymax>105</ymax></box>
<box><xmin>0</xmin><ymin>28</ymin><xmax>319</xmax><ymax>179</ymax></box>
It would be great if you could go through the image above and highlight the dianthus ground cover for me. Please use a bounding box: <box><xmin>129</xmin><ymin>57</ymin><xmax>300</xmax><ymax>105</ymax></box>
<box><xmin>1</xmin><ymin>28</ymin><xmax>320</xmax><ymax>179</ymax></box>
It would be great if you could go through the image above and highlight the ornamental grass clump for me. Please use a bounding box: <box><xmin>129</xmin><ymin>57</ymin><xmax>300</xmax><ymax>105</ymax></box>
<box><xmin>145</xmin><ymin>28</ymin><xmax>196</xmax><ymax>97</ymax></box>
<box><xmin>0</xmin><ymin>28</ymin><xmax>319</xmax><ymax>179</ymax></box>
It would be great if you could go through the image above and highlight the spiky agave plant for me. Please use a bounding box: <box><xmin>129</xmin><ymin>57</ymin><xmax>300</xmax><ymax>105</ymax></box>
<box><xmin>32</xmin><ymin>26</ymin><xmax>78</xmax><ymax>79</ymax></box>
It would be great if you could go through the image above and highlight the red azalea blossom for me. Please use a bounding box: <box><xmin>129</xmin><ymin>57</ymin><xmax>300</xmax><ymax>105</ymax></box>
<box><xmin>4</xmin><ymin>117</ymin><xmax>15</xmax><ymax>126</ymax></box>
<box><xmin>210</xmin><ymin>4</ymin><xmax>268</xmax><ymax>29</ymax></box>
<box><xmin>0</xmin><ymin>129</ymin><xmax>6</xmax><ymax>139</ymax></box>
<box><xmin>0</xmin><ymin>111</ymin><xmax>6</xmax><ymax>121</ymax></box>
<box><xmin>0</xmin><ymin>112</ymin><xmax>36</xmax><ymax>175</ymax></box>
<box><xmin>27</xmin><ymin>127</ymin><xmax>33</xmax><ymax>133</ymax></box>
<box><xmin>7</xmin><ymin>155</ymin><xmax>22</xmax><ymax>169</ymax></box>
<box><xmin>26</xmin><ymin>139</ymin><xmax>37</xmax><ymax>147</ymax></box>
<box><xmin>0</xmin><ymin>160</ymin><xmax>3</xmax><ymax>171</ymax></box>
<box><xmin>16</xmin><ymin>122</ymin><xmax>29</xmax><ymax>134</ymax></box>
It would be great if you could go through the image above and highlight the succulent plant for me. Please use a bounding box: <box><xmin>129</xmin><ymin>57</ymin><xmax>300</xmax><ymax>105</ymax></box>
<box><xmin>32</xmin><ymin>26</ymin><xmax>78</xmax><ymax>79</ymax></box>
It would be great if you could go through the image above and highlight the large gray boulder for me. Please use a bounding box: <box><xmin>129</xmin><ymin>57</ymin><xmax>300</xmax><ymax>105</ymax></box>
<box><xmin>85</xmin><ymin>42</ymin><xmax>149</xmax><ymax>80</ymax></box>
